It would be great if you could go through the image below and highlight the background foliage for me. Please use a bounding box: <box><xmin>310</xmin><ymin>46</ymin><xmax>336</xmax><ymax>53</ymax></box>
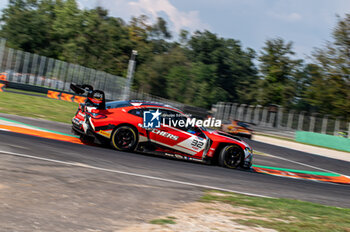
<box><xmin>1</xmin><ymin>0</ymin><xmax>350</xmax><ymax>118</ymax></box>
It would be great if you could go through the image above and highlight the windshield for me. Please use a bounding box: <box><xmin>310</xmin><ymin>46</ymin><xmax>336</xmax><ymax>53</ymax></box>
<box><xmin>105</xmin><ymin>101</ymin><xmax>131</xmax><ymax>109</ymax></box>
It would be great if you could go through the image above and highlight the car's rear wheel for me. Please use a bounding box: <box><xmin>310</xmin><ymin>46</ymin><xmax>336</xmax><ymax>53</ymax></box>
<box><xmin>110</xmin><ymin>125</ymin><xmax>138</xmax><ymax>151</ymax></box>
<box><xmin>219</xmin><ymin>144</ymin><xmax>244</xmax><ymax>169</ymax></box>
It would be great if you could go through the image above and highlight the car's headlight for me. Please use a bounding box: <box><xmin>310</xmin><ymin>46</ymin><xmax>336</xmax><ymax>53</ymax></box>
<box><xmin>245</xmin><ymin>147</ymin><xmax>252</xmax><ymax>154</ymax></box>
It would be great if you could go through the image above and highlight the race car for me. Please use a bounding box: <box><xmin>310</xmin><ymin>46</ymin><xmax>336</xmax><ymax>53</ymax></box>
<box><xmin>220</xmin><ymin>120</ymin><xmax>253</xmax><ymax>139</ymax></box>
<box><xmin>70</xmin><ymin>84</ymin><xmax>253</xmax><ymax>169</ymax></box>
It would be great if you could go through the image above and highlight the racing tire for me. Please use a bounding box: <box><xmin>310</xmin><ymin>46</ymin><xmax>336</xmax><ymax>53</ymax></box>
<box><xmin>110</xmin><ymin>125</ymin><xmax>138</xmax><ymax>152</ymax></box>
<box><xmin>218</xmin><ymin>144</ymin><xmax>244</xmax><ymax>169</ymax></box>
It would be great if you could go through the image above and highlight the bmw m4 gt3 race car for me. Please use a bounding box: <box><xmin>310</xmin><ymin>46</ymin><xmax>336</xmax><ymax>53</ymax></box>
<box><xmin>70</xmin><ymin>84</ymin><xmax>253</xmax><ymax>169</ymax></box>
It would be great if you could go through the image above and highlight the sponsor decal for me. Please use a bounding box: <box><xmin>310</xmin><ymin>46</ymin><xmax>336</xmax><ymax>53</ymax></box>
<box><xmin>151</xmin><ymin>128</ymin><xmax>179</xmax><ymax>140</ymax></box>
<box><xmin>98</xmin><ymin>130</ymin><xmax>111</xmax><ymax>138</ymax></box>
<box><xmin>143</xmin><ymin>109</ymin><xmax>161</xmax><ymax>128</ymax></box>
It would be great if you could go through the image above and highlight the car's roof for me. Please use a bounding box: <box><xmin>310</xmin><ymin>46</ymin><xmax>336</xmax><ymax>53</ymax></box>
<box><xmin>105</xmin><ymin>100</ymin><xmax>183</xmax><ymax>113</ymax></box>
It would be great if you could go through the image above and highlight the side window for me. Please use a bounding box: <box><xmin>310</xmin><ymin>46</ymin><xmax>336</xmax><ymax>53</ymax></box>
<box><xmin>128</xmin><ymin>108</ymin><xmax>143</xmax><ymax>117</ymax></box>
<box><xmin>187</xmin><ymin>126</ymin><xmax>206</xmax><ymax>139</ymax></box>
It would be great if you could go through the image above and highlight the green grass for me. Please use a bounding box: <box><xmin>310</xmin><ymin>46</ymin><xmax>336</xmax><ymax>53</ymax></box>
<box><xmin>149</xmin><ymin>218</ymin><xmax>176</xmax><ymax>225</ymax></box>
<box><xmin>0</xmin><ymin>90</ymin><xmax>78</xmax><ymax>123</ymax></box>
<box><xmin>202</xmin><ymin>191</ymin><xmax>350</xmax><ymax>232</ymax></box>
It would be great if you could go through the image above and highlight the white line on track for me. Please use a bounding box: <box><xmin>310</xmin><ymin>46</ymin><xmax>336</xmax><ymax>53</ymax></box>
<box><xmin>255</xmin><ymin>150</ymin><xmax>350</xmax><ymax>177</ymax></box>
<box><xmin>0</xmin><ymin>150</ymin><xmax>272</xmax><ymax>198</ymax></box>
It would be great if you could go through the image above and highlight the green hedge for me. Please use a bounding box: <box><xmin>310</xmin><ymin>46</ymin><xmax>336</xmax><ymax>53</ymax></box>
<box><xmin>295</xmin><ymin>131</ymin><xmax>350</xmax><ymax>152</ymax></box>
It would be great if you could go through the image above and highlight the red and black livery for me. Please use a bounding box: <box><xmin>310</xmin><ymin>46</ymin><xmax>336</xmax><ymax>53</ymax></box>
<box><xmin>70</xmin><ymin>83</ymin><xmax>253</xmax><ymax>169</ymax></box>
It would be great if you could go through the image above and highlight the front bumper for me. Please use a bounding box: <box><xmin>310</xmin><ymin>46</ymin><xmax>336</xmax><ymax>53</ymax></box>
<box><xmin>72</xmin><ymin>123</ymin><xmax>84</xmax><ymax>136</ymax></box>
<box><xmin>242</xmin><ymin>147</ymin><xmax>253</xmax><ymax>169</ymax></box>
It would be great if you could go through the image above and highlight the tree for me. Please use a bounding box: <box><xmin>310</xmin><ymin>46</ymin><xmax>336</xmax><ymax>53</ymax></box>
<box><xmin>51</xmin><ymin>0</ymin><xmax>84</xmax><ymax>61</ymax></box>
<box><xmin>134</xmin><ymin>46</ymin><xmax>188</xmax><ymax>97</ymax></box>
<box><xmin>0</xmin><ymin>0</ymin><xmax>55</xmax><ymax>55</ymax></box>
<box><xmin>0</xmin><ymin>1</ymin><xmax>260</xmax><ymax>108</ymax></box>
<box><xmin>306</xmin><ymin>14</ymin><xmax>350</xmax><ymax>118</ymax></box>
<box><xmin>150</xmin><ymin>17</ymin><xmax>171</xmax><ymax>40</ymax></box>
<box><xmin>187</xmin><ymin>62</ymin><xmax>228</xmax><ymax>108</ymax></box>
<box><xmin>258</xmin><ymin>38</ymin><xmax>303</xmax><ymax>107</ymax></box>
<box><xmin>148</xmin><ymin>17</ymin><xmax>172</xmax><ymax>54</ymax></box>
<box><xmin>60</xmin><ymin>7</ymin><xmax>132</xmax><ymax>75</ymax></box>
<box><xmin>187</xmin><ymin>30</ymin><xmax>258</xmax><ymax>104</ymax></box>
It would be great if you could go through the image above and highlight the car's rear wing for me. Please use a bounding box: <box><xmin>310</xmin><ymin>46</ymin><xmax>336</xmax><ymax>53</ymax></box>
<box><xmin>70</xmin><ymin>83</ymin><xmax>106</xmax><ymax>109</ymax></box>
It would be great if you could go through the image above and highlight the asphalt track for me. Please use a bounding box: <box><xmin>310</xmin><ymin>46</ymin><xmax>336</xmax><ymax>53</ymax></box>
<box><xmin>245</xmin><ymin>139</ymin><xmax>350</xmax><ymax>176</ymax></box>
<box><xmin>0</xmin><ymin>114</ymin><xmax>350</xmax><ymax>230</ymax></box>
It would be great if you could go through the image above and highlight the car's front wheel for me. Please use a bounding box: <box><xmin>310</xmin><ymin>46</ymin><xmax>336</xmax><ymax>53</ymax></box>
<box><xmin>218</xmin><ymin>144</ymin><xmax>244</xmax><ymax>169</ymax></box>
<box><xmin>110</xmin><ymin>125</ymin><xmax>138</xmax><ymax>151</ymax></box>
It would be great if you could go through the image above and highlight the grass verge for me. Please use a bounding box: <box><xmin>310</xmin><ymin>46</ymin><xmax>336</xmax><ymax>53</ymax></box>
<box><xmin>149</xmin><ymin>218</ymin><xmax>176</xmax><ymax>225</ymax></box>
<box><xmin>0</xmin><ymin>90</ymin><xmax>77</xmax><ymax>123</ymax></box>
<box><xmin>202</xmin><ymin>190</ymin><xmax>350</xmax><ymax>232</ymax></box>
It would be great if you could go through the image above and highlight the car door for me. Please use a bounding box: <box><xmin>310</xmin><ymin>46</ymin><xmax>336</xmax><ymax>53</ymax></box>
<box><xmin>152</xmin><ymin>109</ymin><xmax>208</xmax><ymax>158</ymax></box>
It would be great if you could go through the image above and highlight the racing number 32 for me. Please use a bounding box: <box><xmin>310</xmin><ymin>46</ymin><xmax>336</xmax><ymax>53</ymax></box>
<box><xmin>191</xmin><ymin>139</ymin><xmax>204</xmax><ymax>149</ymax></box>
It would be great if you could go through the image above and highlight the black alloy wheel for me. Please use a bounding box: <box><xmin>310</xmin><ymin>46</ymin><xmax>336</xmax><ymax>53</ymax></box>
<box><xmin>219</xmin><ymin>144</ymin><xmax>244</xmax><ymax>169</ymax></box>
<box><xmin>111</xmin><ymin>126</ymin><xmax>138</xmax><ymax>151</ymax></box>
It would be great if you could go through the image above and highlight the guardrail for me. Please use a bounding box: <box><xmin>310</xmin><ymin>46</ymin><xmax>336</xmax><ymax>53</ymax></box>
<box><xmin>0</xmin><ymin>39</ymin><xmax>208</xmax><ymax>118</ymax></box>
<box><xmin>212</xmin><ymin>102</ymin><xmax>350</xmax><ymax>138</ymax></box>
<box><xmin>0</xmin><ymin>39</ymin><xmax>126</xmax><ymax>100</ymax></box>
